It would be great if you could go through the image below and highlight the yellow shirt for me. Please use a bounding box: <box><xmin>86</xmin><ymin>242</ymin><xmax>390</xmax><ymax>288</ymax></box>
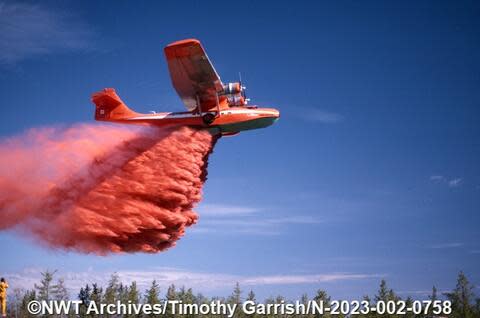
<box><xmin>0</xmin><ymin>282</ymin><xmax>8</xmax><ymax>298</ymax></box>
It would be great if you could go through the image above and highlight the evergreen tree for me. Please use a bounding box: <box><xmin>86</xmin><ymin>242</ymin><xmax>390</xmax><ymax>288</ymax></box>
<box><xmin>226</xmin><ymin>283</ymin><xmax>242</xmax><ymax>318</ymax></box>
<box><xmin>429</xmin><ymin>285</ymin><xmax>438</xmax><ymax>302</ymax></box>
<box><xmin>21</xmin><ymin>289</ymin><xmax>37</xmax><ymax>318</ymax></box>
<box><xmin>176</xmin><ymin>287</ymin><xmax>196</xmax><ymax>318</ymax></box>
<box><xmin>373</xmin><ymin>279</ymin><xmax>400</xmax><ymax>318</ymax></box>
<box><xmin>144</xmin><ymin>280</ymin><xmax>160</xmax><ymax>306</ymax></box>
<box><xmin>299</xmin><ymin>294</ymin><xmax>310</xmax><ymax>318</ymax></box>
<box><xmin>228</xmin><ymin>282</ymin><xmax>242</xmax><ymax>304</ymax></box>
<box><xmin>445</xmin><ymin>271</ymin><xmax>476</xmax><ymax>318</ymax></box>
<box><xmin>78</xmin><ymin>284</ymin><xmax>92</xmax><ymax>318</ymax></box>
<box><xmin>245</xmin><ymin>290</ymin><xmax>258</xmax><ymax>318</ymax></box>
<box><xmin>195</xmin><ymin>293</ymin><xmax>208</xmax><ymax>305</ymax></box>
<box><xmin>143</xmin><ymin>280</ymin><xmax>160</xmax><ymax>318</ymax></box>
<box><xmin>103</xmin><ymin>273</ymin><xmax>121</xmax><ymax>304</ymax></box>
<box><xmin>52</xmin><ymin>278</ymin><xmax>69</xmax><ymax>301</ymax></box>
<box><xmin>103</xmin><ymin>274</ymin><xmax>121</xmax><ymax>318</ymax></box>
<box><xmin>165</xmin><ymin>284</ymin><xmax>178</xmax><ymax>318</ymax></box>
<box><xmin>125</xmin><ymin>281</ymin><xmax>140</xmax><ymax>318</ymax></box>
<box><xmin>404</xmin><ymin>297</ymin><xmax>415</xmax><ymax>318</ymax></box>
<box><xmin>118</xmin><ymin>282</ymin><xmax>129</xmax><ymax>303</ymax></box>
<box><xmin>246</xmin><ymin>290</ymin><xmax>256</xmax><ymax>302</ymax></box>
<box><xmin>34</xmin><ymin>270</ymin><xmax>57</xmax><ymax>301</ymax></box>
<box><xmin>89</xmin><ymin>283</ymin><xmax>103</xmax><ymax>318</ymax></box>
<box><xmin>375</xmin><ymin>280</ymin><xmax>389</xmax><ymax>303</ymax></box>
<box><xmin>166</xmin><ymin>284</ymin><xmax>177</xmax><ymax>301</ymax></box>
<box><xmin>177</xmin><ymin>286</ymin><xmax>195</xmax><ymax>304</ymax></box>
<box><xmin>313</xmin><ymin>290</ymin><xmax>331</xmax><ymax>318</ymax></box>
<box><xmin>352</xmin><ymin>295</ymin><xmax>374</xmax><ymax>318</ymax></box>
<box><xmin>427</xmin><ymin>286</ymin><xmax>438</xmax><ymax>316</ymax></box>
<box><xmin>90</xmin><ymin>283</ymin><xmax>103</xmax><ymax>305</ymax></box>
<box><xmin>47</xmin><ymin>278</ymin><xmax>69</xmax><ymax>318</ymax></box>
<box><xmin>78</xmin><ymin>284</ymin><xmax>92</xmax><ymax>304</ymax></box>
<box><xmin>474</xmin><ymin>298</ymin><xmax>480</xmax><ymax>317</ymax></box>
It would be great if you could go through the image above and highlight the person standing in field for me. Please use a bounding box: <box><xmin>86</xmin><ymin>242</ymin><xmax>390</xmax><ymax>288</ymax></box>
<box><xmin>0</xmin><ymin>278</ymin><xmax>8</xmax><ymax>317</ymax></box>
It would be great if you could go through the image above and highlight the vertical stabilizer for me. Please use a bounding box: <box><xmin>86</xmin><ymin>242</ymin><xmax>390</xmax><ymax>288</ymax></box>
<box><xmin>92</xmin><ymin>88</ymin><xmax>138</xmax><ymax>121</ymax></box>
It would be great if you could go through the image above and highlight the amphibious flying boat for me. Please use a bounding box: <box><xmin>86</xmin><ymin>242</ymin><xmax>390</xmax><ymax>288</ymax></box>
<box><xmin>91</xmin><ymin>39</ymin><xmax>280</xmax><ymax>136</ymax></box>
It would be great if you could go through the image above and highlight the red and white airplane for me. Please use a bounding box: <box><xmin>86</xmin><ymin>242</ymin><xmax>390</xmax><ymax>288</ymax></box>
<box><xmin>91</xmin><ymin>39</ymin><xmax>280</xmax><ymax>136</ymax></box>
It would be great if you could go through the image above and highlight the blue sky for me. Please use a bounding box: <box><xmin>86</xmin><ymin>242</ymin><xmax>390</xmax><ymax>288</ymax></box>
<box><xmin>1</xmin><ymin>0</ymin><xmax>479</xmax><ymax>300</ymax></box>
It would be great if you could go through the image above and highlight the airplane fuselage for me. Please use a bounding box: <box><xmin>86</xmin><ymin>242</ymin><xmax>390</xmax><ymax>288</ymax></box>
<box><xmin>98</xmin><ymin>107</ymin><xmax>280</xmax><ymax>135</ymax></box>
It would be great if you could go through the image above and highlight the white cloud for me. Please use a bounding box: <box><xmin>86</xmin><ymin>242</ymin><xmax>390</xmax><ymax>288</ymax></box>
<box><xmin>241</xmin><ymin>273</ymin><xmax>376</xmax><ymax>285</ymax></box>
<box><xmin>5</xmin><ymin>268</ymin><xmax>379</xmax><ymax>294</ymax></box>
<box><xmin>200</xmin><ymin>216</ymin><xmax>322</xmax><ymax>227</ymax></box>
<box><xmin>397</xmin><ymin>289</ymin><xmax>449</xmax><ymax>296</ymax></box>
<box><xmin>429</xmin><ymin>175</ymin><xmax>463</xmax><ymax>188</ymax></box>
<box><xmin>428</xmin><ymin>242</ymin><xmax>464</xmax><ymax>249</ymax></box>
<box><xmin>297</xmin><ymin>108</ymin><xmax>343</xmax><ymax>123</ymax></box>
<box><xmin>448</xmin><ymin>178</ymin><xmax>462</xmax><ymax>188</ymax></box>
<box><xmin>267</xmin><ymin>216</ymin><xmax>323</xmax><ymax>224</ymax></box>
<box><xmin>0</xmin><ymin>2</ymin><xmax>94</xmax><ymax>64</ymax></box>
<box><xmin>196</xmin><ymin>203</ymin><xmax>261</xmax><ymax>217</ymax></box>
<box><xmin>192</xmin><ymin>227</ymin><xmax>281</xmax><ymax>236</ymax></box>
<box><xmin>193</xmin><ymin>203</ymin><xmax>322</xmax><ymax>236</ymax></box>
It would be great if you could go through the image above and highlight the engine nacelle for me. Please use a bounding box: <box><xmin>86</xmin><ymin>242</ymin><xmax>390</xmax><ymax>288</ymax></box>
<box><xmin>227</xmin><ymin>94</ymin><xmax>246</xmax><ymax>106</ymax></box>
<box><xmin>223</xmin><ymin>82</ymin><xmax>242</xmax><ymax>95</ymax></box>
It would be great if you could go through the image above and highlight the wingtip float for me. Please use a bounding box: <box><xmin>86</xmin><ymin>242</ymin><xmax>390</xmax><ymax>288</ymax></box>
<box><xmin>91</xmin><ymin>39</ymin><xmax>280</xmax><ymax>137</ymax></box>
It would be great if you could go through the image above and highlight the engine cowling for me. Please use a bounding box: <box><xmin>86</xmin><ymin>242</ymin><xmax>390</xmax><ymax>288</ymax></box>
<box><xmin>223</xmin><ymin>82</ymin><xmax>242</xmax><ymax>95</ymax></box>
<box><xmin>227</xmin><ymin>94</ymin><xmax>246</xmax><ymax>106</ymax></box>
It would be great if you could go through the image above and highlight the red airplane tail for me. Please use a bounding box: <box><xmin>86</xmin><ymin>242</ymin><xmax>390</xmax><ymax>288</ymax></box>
<box><xmin>92</xmin><ymin>88</ymin><xmax>138</xmax><ymax>121</ymax></box>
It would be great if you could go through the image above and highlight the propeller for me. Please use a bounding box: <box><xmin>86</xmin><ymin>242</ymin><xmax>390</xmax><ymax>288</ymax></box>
<box><xmin>238</xmin><ymin>72</ymin><xmax>250</xmax><ymax>104</ymax></box>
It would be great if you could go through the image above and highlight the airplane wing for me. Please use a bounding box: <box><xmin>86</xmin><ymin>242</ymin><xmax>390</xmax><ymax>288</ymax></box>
<box><xmin>164</xmin><ymin>39</ymin><xmax>228</xmax><ymax>112</ymax></box>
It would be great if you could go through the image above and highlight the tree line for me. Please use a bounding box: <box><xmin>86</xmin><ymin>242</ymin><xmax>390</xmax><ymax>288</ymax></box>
<box><xmin>6</xmin><ymin>270</ymin><xmax>480</xmax><ymax>317</ymax></box>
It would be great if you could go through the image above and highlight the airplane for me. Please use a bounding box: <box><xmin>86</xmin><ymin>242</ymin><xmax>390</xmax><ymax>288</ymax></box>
<box><xmin>91</xmin><ymin>39</ymin><xmax>280</xmax><ymax>136</ymax></box>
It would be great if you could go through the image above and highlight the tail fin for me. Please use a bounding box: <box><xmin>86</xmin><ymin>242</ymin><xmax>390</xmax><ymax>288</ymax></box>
<box><xmin>91</xmin><ymin>88</ymin><xmax>138</xmax><ymax>121</ymax></box>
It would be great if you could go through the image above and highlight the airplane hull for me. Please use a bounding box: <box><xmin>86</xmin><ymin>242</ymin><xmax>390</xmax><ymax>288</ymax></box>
<box><xmin>214</xmin><ymin>116</ymin><xmax>279</xmax><ymax>134</ymax></box>
<box><xmin>97</xmin><ymin>107</ymin><xmax>279</xmax><ymax>135</ymax></box>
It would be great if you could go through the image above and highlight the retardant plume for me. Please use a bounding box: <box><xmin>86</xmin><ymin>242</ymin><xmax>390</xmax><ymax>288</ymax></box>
<box><xmin>0</xmin><ymin>124</ymin><xmax>217</xmax><ymax>254</ymax></box>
